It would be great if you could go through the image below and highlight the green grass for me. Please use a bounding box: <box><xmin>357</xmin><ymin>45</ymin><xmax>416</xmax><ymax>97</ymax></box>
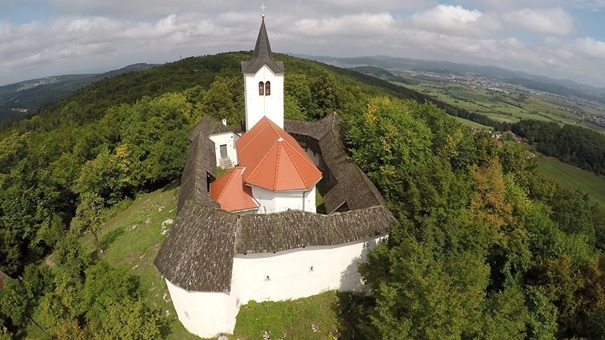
<box><xmin>79</xmin><ymin>183</ymin><xmax>200</xmax><ymax>340</ymax></box>
<box><xmin>215</xmin><ymin>166</ymin><xmax>229</xmax><ymax>178</ymax></box>
<box><xmin>316</xmin><ymin>185</ymin><xmax>325</xmax><ymax>206</ymax></box>
<box><xmin>580</xmin><ymin>121</ymin><xmax>605</xmax><ymax>134</ymax></box>
<box><xmin>233</xmin><ymin>292</ymin><xmax>341</xmax><ymax>339</ymax></box>
<box><xmin>80</xmin><ymin>184</ymin><xmax>371</xmax><ymax>340</ymax></box>
<box><xmin>233</xmin><ymin>291</ymin><xmax>370</xmax><ymax>340</ymax></box>
<box><xmin>539</xmin><ymin>156</ymin><xmax>605</xmax><ymax>206</ymax></box>
<box><xmin>452</xmin><ymin>115</ymin><xmax>492</xmax><ymax>129</ymax></box>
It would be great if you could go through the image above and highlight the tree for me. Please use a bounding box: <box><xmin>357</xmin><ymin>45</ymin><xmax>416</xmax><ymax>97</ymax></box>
<box><xmin>310</xmin><ymin>72</ymin><xmax>340</xmax><ymax>119</ymax></box>
<box><xmin>346</xmin><ymin>98</ymin><xmax>432</xmax><ymax>204</ymax></box>
<box><xmin>0</xmin><ymin>265</ymin><xmax>53</xmax><ymax>329</ymax></box>
<box><xmin>201</xmin><ymin>76</ymin><xmax>244</xmax><ymax>125</ymax></box>
<box><xmin>360</xmin><ymin>237</ymin><xmax>489</xmax><ymax>339</ymax></box>
<box><xmin>71</xmin><ymin>193</ymin><xmax>105</xmax><ymax>254</ymax></box>
<box><xmin>285</xmin><ymin>72</ymin><xmax>313</xmax><ymax>117</ymax></box>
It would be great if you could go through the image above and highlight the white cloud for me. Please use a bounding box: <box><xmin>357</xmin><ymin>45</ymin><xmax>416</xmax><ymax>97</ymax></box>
<box><xmin>292</xmin><ymin>13</ymin><xmax>395</xmax><ymax>38</ymax></box>
<box><xmin>571</xmin><ymin>0</ymin><xmax>605</xmax><ymax>10</ymax></box>
<box><xmin>575</xmin><ymin>37</ymin><xmax>605</xmax><ymax>59</ymax></box>
<box><xmin>409</xmin><ymin>5</ymin><xmax>497</xmax><ymax>36</ymax></box>
<box><xmin>502</xmin><ymin>7</ymin><xmax>573</xmax><ymax>35</ymax></box>
<box><xmin>0</xmin><ymin>1</ymin><xmax>605</xmax><ymax>87</ymax></box>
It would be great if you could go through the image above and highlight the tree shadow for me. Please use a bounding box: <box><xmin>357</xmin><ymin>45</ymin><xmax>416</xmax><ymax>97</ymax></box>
<box><xmin>333</xmin><ymin>291</ymin><xmax>375</xmax><ymax>339</ymax></box>
<box><xmin>99</xmin><ymin>228</ymin><xmax>126</xmax><ymax>251</ymax></box>
<box><xmin>332</xmin><ymin>241</ymin><xmax>380</xmax><ymax>339</ymax></box>
<box><xmin>161</xmin><ymin>181</ymin><xmax>179</xmax><ymax>192</ymax></box>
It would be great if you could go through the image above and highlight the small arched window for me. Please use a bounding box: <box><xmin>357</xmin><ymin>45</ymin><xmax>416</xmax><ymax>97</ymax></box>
<box><xmin>265</xmin><ymin>81</ymin><xmax>271</xmax><ymax>96</ymax></box>
<box><xmin>258</xmin><ymin>81</ymin><xmax>264</xmax><ymax>96</ymax></box>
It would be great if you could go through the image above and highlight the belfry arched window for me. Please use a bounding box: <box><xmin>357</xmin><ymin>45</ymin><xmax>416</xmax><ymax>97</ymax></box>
<box><xmin>258</xmin><ymin>81</ymin><xmax>264</xmax><ymax>96</ymax></box>
<box><xmin>265</xmin><ymin>81</ymin><xmax>271</xmax><ymax>96</ymax></box>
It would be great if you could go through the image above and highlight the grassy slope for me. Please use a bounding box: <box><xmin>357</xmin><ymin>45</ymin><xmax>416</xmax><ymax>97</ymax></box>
<box><xmin>79</xmin><ymin>184</ymin><xmax>199</xmax><ymax>339</ymax></box>
<box><xmin>539</xmin><ymin>156</ymin><xmax>605</xmax><ymax>206</ymax></box>
<box><xmin>452</xmin><ymin>115</ymin><xmax>492</xmax><ymax>129</ymax></box>
<box><xmin>233</xmin><ymin>291</ymin><xmax>344</xmax><ymax>339</ymax></box>
<box><xmin>81</xmin><ymin>184</ymin><xmax>349</xmax><ymax>340</ymax></box>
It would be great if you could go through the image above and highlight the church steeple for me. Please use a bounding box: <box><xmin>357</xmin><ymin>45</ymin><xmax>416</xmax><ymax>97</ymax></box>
<box><xmin>241</xmin><ymin>16</ymin><xmax>285</xmax><ymax>131</ymax></box>
<box><xmin>241</xmin><ymin>17</ymin><xmax>284</xmax><ymax>74</ymax></box>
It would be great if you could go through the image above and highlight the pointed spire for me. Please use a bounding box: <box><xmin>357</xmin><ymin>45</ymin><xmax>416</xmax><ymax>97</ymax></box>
<box><xmin>241</xmin><ymin>16</ymin><xmax>285</xmax><ymax>74</ymax></box>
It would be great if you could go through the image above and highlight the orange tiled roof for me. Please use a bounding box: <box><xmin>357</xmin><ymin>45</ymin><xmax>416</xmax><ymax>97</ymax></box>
<box><xmin>209</xmin><ymin>167</ymin><xmax>258</xmax><ymax>212</ymax></box>
<box><xmin>236</xmin><ymin>116</ymin><xmax>322</xmax><ymax>191</ymax></box>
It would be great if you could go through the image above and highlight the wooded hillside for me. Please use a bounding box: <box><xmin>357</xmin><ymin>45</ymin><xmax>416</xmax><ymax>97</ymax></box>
<box><xmin>0</xmin><ymin>52</ymin><xmax>604</xmax><ymax>339</ymax></box>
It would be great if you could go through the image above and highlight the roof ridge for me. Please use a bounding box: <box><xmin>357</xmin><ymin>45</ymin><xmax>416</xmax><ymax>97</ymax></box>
<box><xmin>281</xmin><ymin>141</ymin><xmax>311</xmax><ymax>188</ymax></box>
<box><xmin>273</xmin><ymin>139</ymin><xmax>283</xmax><ymax>190</ymax></box>
<box><xmin>241</xmin><ymin>18</ymin><xmax>285</xmax><ymax>74</ymax></box>
<box><xmin>283</xmin><ymin>134</ymin><xmax>318</xmax><ymax>169</ymax></box>
<box><xmin>244</xmin><ymin>137</ymin><xmax>280</xmax><ymax>184</ymax></box>
<box><xmin>214</xmin><ymin>168</ymin><xmax>238</xmax><ymax>202</ymax></box>
<box><xmin>239</xmin><ymin>118</ymin><xmax>271</xmax><ymax>153</ymax></box>
<box><xmin>264</xmin><ymin>117</ymin><xmax>315</xmax><ymax>165</ymax></box>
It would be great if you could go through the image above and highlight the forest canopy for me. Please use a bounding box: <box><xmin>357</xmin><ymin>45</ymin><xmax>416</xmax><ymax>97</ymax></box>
<box><xmin>0</xmin><ymin>52</ymin><xmax>604</xmax><ymax>339</ymax></box>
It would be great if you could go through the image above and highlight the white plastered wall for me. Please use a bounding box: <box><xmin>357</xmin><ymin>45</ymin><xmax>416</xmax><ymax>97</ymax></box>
<box><xmin>304</xmin><ymin>147</ymin><xmax>321</xmax><ymax>167</ymax></box>
<box><xmin>167</xmin><ymin>235</ymin><xmax>384</xmax><ymax>338</ymax></box>
<box><xmin>209</xmin><ymin>132</ymin><xmax>239</xmax><ymax>167</ymax></box>
<box><xmin>243</xmin><ymin>65</ymin><xmax>284</xmax><ymax>131</ymax></box>
<box><xmin>251</xmin><ymin>185</ymin><xmax>316</xmax><ymax>213</ymax></box>
<box><xmin>165</xmin><ymin>280</ymin><xmax>239</xmax><ymax>338</ymax></box>
<box><xmin>231</xmin><ymin>236</ymin><xmax>382</xmax><ymax>304</ymax></box>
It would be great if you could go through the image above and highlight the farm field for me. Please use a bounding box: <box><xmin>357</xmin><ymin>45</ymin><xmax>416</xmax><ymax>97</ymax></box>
<box><xmin>395</xmin><ymin>77</ymin><xmax>605</xmax><ymax>132</ymax></box>
<box><xmin>452</xmin><ymin>115</ymin><xmax>492</xmax><ymax>129</ymax></box>
<box><xmin>538</xmin><ymin>156</ymin><xmax>605</xmax><ymax>206</ymax></box>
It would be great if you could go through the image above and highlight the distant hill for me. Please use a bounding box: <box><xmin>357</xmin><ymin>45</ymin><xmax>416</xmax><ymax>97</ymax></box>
<box><xmin>300</xmin><ymin>54</ymin><xmax>605</xmax><ymax>104</ymax></box>
<box><xmin>0</xmin><ymin>63</ymin><xmax>156</xmax><ymax>125</ymax></box>
<box><xmin>350</xmin><ymin>66</ymin><xmax>419</xmax><ymax>85</ymax></box>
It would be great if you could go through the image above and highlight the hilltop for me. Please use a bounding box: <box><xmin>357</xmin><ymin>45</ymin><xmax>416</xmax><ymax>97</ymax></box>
<box><xmin>0</xmin><ymin>64</ymin><xmax>155</xmax><ymax>126</ymax></box>
<box><xmin>0</xmin><ymin>51</ymin><xmax>604</xmax><ymax>339</ymax></box>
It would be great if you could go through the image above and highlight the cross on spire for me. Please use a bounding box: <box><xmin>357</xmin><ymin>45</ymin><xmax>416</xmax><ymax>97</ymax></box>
<box><xmin>260</xmin><ymin>3</ymin><xmax>266</xmax><ymax>17</ymax></box>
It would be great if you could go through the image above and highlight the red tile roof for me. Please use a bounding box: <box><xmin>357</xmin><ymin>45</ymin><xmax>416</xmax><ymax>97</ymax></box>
<box><xmin>210</xmin><ymin>167</ymin><xmax>258</xmax><ymax>212</ymax></box>
<box><xmin>236</xmin><ymin>116</ymin><xmax>321</xmax><ymax>191</ymax></box>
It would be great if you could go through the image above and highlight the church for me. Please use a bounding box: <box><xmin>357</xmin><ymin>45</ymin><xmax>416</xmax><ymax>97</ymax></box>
<box><xmin>154</xmin><ymin>16</ymin><xmax>394</xmax><ymax>338</ymax></box>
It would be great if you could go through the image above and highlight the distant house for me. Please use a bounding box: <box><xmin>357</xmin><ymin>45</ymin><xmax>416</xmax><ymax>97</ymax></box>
<box><xmin>154</xmin><ymin>16</ymin><xmax>393</xmax><ymax>338</ymax></box>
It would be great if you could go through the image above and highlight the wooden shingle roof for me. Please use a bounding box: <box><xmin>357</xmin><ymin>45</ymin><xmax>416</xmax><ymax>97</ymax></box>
<box><xmin>154</xmin><ymin>114</ymin><xmax>393</xmax><ymax>292</ymax></box>
<box><xmin>286</xmin><ymin>115</ymin><xmax>387</xmax><ymax>212</ymax></box>
<box><xmin>241</xmin><ymin>17</ymin><xmax>285</xmax><ymax>75</ymax></box>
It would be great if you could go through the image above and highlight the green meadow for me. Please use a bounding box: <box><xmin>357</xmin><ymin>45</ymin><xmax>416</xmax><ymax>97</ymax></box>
<box><xmin>539</xmin><ymin>156</ymin><xmax>605</xmax><ymax>206</ymax></box>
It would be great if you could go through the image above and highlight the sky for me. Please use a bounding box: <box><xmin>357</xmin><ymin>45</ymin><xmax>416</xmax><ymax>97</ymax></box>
<box><xmin>1</xmin><ymin>1</ymin><xmax>605</xmax><ymax>87</ymax></box>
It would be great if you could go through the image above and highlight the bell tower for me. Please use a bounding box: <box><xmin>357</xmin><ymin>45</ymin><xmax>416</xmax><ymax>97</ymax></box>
<box><xmin>241</xmin><ymin>16</ymin><xmax>285</xmax><ymax>131</ymax></box>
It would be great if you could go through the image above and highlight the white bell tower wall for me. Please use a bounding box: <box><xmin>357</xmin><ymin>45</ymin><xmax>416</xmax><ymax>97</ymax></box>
<box><xmin>243</xmin><ymin>65</ymin><xmax>284</xmax><ymax>131</ymax></box>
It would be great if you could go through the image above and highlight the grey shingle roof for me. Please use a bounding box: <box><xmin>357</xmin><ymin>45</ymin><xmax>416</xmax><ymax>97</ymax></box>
<box><xmin>236</xmin><ymin>206</ymin><xmax>394</xmax><ymax>255</ymax></box>
<box><xmin>155</xmin><ymin>202</ymin><xmax>238</xmax><ymax>292</ymax></box>
<box><xmin>178</xmin><ymin>116</ymin><xmax>224</xmax><ymax>211</ymax></box>
<box><xmin>154</xmin><ymin>114</ymin><xmax>393</xmax><ymax>292</ymax></box>
<box><xmin>285</xmin><ymin>115</ymin><xmax>387</xmax><ymax>212</ymax></box>
<box><xmin>241</xmin><ymin>17</ymin><xmax>285</xmax><ymax>74</ymax></box>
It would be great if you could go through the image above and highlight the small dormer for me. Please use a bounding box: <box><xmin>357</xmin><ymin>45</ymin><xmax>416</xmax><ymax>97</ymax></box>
<box><xmin>241</xmin><ymin>16</ymin><xmax>285</xmax><ymax>131</ymax></box>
